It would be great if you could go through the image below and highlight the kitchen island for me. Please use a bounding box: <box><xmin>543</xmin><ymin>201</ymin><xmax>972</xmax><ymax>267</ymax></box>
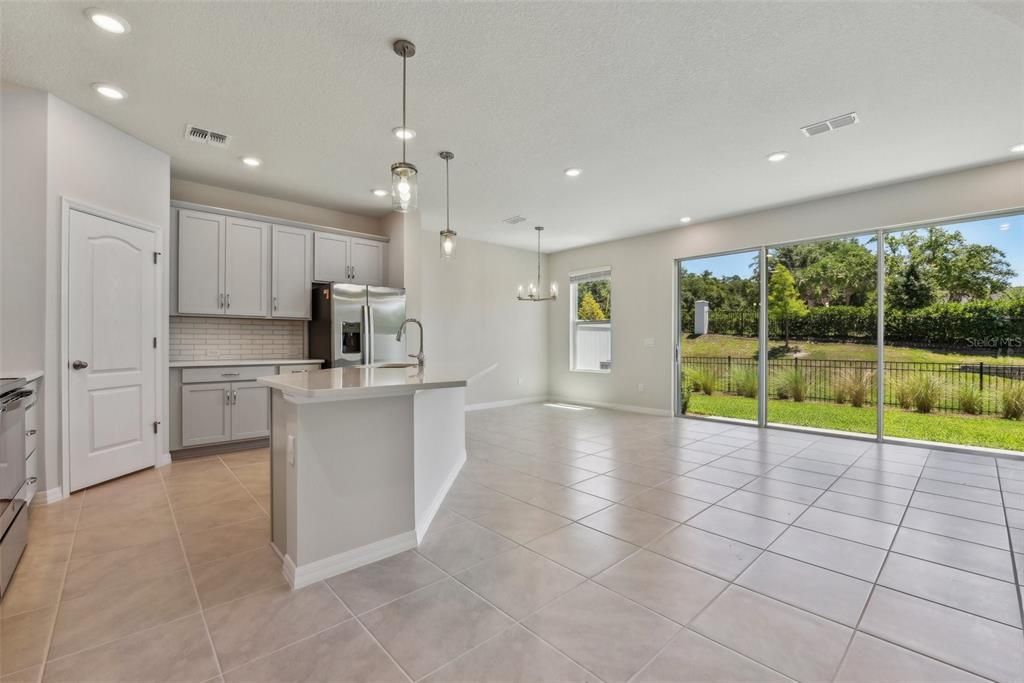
<box><xmin>258</xmin><ymin>363</ymin><xmax>494</xmax><ymax>588</ymax></box>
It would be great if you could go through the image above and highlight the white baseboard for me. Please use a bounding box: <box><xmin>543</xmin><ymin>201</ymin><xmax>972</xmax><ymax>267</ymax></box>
<box><xmin>548</xmin><ymin>397</ymin><xmax>673</xmax><ymax>416</ymax></box>
<box><xmin>31</xmin><ymin>487</ymin><xmax>65</xmax><ymax>505</ymax></box>
<box><xmin>416</xmin><ymin>450</ymin><xmax>465</xmax><ymax>544</ymax></box>
<box><xmin>282</xmin><ymin>530</ymin><xmax>418</xmax><ymax>590</ymax></box>
<box><xmin>466</xmin><ymin>395</ymin><xmax>546</xmax><ymax>412</ymax></box>
<box><xmin>156</xmin><ymin>451</ymin><xmax>172</xmax><ymax>467</ymax></box>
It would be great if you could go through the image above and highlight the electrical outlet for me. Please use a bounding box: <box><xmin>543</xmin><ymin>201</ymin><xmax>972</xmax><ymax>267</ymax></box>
<box><xmin>517</xmin><ymin>377</ymin><xmax>524</xmax><ymax>386</ymax></box>
<box><xmin>638</xmin><ymin>383</ymin><xmax>645</xmax><ymax>392</ymax></box>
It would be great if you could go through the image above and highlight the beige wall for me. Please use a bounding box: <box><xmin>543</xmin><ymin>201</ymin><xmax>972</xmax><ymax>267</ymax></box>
<box><xmin>547</xmin><ymin>160</ymin><xmax>1024</xmax><ymax>414</ymax></box>
<box><xmin>419</xmin><ymin>232</ymin><xmax>549</xmax><ymax>407</ymax></box>
<box><xmin>171</xmin><ymin>178</ymin><xmax>383</xmax><ymax>236</ymax></box>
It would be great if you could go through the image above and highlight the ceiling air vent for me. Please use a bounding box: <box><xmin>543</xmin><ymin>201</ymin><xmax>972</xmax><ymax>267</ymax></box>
<box><xmin>801</xmin><ymin>112</ymin><xmax>859</xmax><ymax>137</ymax></box>
<box><xmin>503</xmin><ymin>215</ymin><xmax>527</xmax><ymax>225</ymax></box>
<box><xmin>184</xmin><ymin>124</ymin><xmax>232</xmax><ymax>148</ymax></box>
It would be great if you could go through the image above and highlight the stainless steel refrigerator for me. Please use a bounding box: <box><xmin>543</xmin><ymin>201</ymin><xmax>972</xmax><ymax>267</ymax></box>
<box><xmin>309</xmin><ymin>283</ymin><xmax>407</xmax><ymax>367</ymax></box>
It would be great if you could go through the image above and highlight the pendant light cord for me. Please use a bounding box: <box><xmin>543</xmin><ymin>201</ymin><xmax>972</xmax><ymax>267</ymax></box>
<box><xmin>401</xmin><ymin>49</ymin><xmax>408</xmax><ymax>163</ymax></box>
<box><xmin>536</xmin><ymin>229</ymin><xmax>541</xmax><ymax>290</ymax></box>
<box><xmin>445</xmin><ymin>156</ymin><xmax>451</xmax><ymax>230</ymax></box>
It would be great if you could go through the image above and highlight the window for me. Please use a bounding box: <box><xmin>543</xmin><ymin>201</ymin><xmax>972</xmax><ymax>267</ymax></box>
<box><xmin>570</xmin><ymin>268</ymin><xmax>612</xmax><ymax>372</ymax></box>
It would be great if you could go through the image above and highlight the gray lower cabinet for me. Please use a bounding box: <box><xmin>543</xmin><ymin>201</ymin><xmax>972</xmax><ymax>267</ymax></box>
<box><xmin>181</xmin><ymin>380</ymin><xmax>269</xmax><ymax>447</ymax></box>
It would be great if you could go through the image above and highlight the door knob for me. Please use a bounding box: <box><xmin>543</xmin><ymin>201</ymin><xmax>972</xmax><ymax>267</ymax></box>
<box><xmin>72</xmin><ymin>360</ymin><xmax>89</xmax><ymax>370</ymax></box>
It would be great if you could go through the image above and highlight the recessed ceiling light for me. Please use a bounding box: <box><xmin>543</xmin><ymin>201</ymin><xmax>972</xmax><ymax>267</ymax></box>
<box><xmin>1011</xmin><ymin>143</ymin><xmax>1024</xmax><ymax>154</ymax></box>
<box><xmin>92</xmin><ymin>83</ymin><xmax>125</xmax><ymax>100</ymax></box>
<box><xmin>392</xmin><ymin>127</ymin><xmax>416</xmax><ymax>140</ymax></box>
<box><xmin>85</xmin><ymin>8</ymin><xmax>130</xmax><ymax>34</ymax></box>
<box><xmin>1000</xmin><ymin>223</ymin><xmax>1011</xmax><ymax>230</ymax></box>
<box><xmin>767</xmin><ymin>151</ymin><xmax>789</xmax><ymax>163</ymax></box>
<box><xmin>679</xmin><ymin>217</ymin><xmax>692</xmax><ymax>224</ymax></box>
<box><xmin>372</xmin><ymin>189</ymin><xmax>389</xmax><ymax>197</ymax></box>
<box><xmin>241</xmin><ymin>156</ymin><xmax>262</xmax><ymax>167</ymax></box>
<box><xmin>564</xmin><ymin>168</ymin><xmax>582</xmax><ymax>177</ymax></box>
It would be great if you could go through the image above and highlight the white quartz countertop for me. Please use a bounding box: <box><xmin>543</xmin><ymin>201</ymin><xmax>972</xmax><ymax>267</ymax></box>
<box><xmin>169</xmin><ymin>359</ymin><xmax>324</xmax><ymax>368</ymax></box>
<box><xmin>258</xmin><ymin>363</ymin><xmax>496</xmax><ymax>401</ymax></box>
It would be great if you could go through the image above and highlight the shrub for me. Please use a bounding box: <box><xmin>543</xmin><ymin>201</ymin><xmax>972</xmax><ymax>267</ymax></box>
<box><xmin>731</xmin><ymin>368</ymin><xmax>758</xmax><ymax>398</ymax></box>
<box><xmin>1002</xmin><ymin>383</ymin><xmax>1024</xmax><ymax>420</ymax></box>
<box><xmin>891</xmin><ymin>379</ymin><xmax>913</xmax><ymax>409</ymax></box>
<box><xmin>775</xmin><ymin>370</ymin><xmax>806</xmax><ymax>402</ymax></box>
<box><xmin>957</xmin><ymin>384</ymin><xmax>984</xmax><ymax>415</ymax></box>
<box><xmin>680</xmin><ymin>377</ymin><xmax>692</xmax><ymax>414</ymax></box>
<box><xmin>689</xmin><ymin>368</ymin><xmax>717</xmax><ymax>395</ymax></box>
<box><xmin>836</xmin><ymin>369</ymin><xmax>874</xmax><ymax>407</ymax></box>
<box><xmin>905</xmin><ymin>374</ymin><xmax>942</xmax><ymax>413</ymax></box>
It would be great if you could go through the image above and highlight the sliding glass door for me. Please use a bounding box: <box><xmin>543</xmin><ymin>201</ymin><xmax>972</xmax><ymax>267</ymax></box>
<box><xmin>678</xmin><ymin>250</ymin><xmax>761</xmax><ymax>423</ymax></box>
<box><xmin>676</xmin><ymin>211</ymin><xmax>1023</xmax><ymax>453</ymax></box>
<box><xmin>765</xmin><ymin>235</ymin><xmax>878</xmax><ymax>436</ymax></box>
<box><xmin>883</xmin><ymin>216</ymin><xmax>1024</xmax><ymax>451</ymax></box>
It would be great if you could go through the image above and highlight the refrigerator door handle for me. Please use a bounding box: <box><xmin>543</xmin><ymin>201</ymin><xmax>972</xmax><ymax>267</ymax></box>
<box><xmin>361</xmin><ymin>304</ymin><xmax>371</xmax><ymax>365</ymax></box>
<box><xmin>366</xmin><ymin>303</ymin><xmax>376</xmax><ymax>364</ymax></box>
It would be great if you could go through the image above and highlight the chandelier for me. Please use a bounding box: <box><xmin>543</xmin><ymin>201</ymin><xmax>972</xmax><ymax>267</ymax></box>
<box><xmin>517</xmin><ymin>226</ymin><xmax>557</xmax><ymax>302</ymax></box>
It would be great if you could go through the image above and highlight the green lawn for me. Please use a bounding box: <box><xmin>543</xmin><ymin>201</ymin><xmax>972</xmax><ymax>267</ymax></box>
<box><xmin>687</xmin><ymin>394</ymin><xmax>1024</xmax><ymax>452</ymax></box>
<box><xmin>681</xmin><ymin>334</ymin><xmax>1023</xmax><ymax>365</ymax></box>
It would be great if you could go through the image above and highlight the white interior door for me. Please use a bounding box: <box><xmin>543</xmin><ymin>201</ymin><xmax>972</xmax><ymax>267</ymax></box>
<box><xmin>68</xmin><ymin>209</ymin><xmax>157</xmax><ymax>490</ymax></box>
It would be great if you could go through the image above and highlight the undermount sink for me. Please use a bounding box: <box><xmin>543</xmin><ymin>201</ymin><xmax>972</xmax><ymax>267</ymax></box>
<box><xmin>372</xmin><ymin>362</ymin><xmax>419</xmax><ymax>369</ymax></box>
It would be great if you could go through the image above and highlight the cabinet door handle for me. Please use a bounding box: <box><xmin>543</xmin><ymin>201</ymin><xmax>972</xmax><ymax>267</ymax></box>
<box><xmin>219</xmin><ymin>293</ymin><xmax>224</xmax><ymax>308</ymax></box>
<box><xmin>221</xmin><ymin>372</ymin><xmax>240</xmax><ymax>377</ymax></box>
<box><xmin>226</xmin><ymin>293</ymin><xmax>231</xmax><ymax>309</ymax></box>
<box><xmin>26</xmin><ymin>429</ymin><xmax>37</xmax><ymax>437</ymax></box>
<box><xmin>273</xmin><ymin>296</ymin><xmax>278</xmax><ymax>311</ymax></box>
<box><xmin>232</xmin><ymin>390</ymin><xmax>238</xmax><ymax>405</ymax></box>
<box><xmin>225</xmin><ymin>389</ymin><xmax>230</xmax><ymax>405</ymax></box>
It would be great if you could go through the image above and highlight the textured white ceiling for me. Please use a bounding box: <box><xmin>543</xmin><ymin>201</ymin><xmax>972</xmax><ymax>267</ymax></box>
<box><xmin>3</xmin><ymin>1</ymin><xmax>1022</xmax><ymax>252</ymax></box>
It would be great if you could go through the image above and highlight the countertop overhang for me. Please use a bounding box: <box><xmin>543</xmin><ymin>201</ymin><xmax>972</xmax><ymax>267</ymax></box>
<box><xmin>170</xmin><ymin>359</ymin><xmax>324</xmax><ymax>368</ymax></box>
<box><xmin>258</xmin><ymin>363</ymin><xmax>496</xmax><ymax>403</ymax></box>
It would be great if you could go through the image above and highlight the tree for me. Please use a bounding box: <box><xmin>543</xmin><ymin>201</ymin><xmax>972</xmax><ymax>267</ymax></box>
<box><xmin>768</xmin><ymin>264</ymin><xmax>807</xmax><ymax>348</ymax></box>
<box><xmin>577</xmin><ymin>291</ymin><xmax>607</xmax><ymax>320</ymax></box>
<box><xmin>888</xmin><ymin>261</ymin><xmax>935</xmax><ymax>310</ymax></box>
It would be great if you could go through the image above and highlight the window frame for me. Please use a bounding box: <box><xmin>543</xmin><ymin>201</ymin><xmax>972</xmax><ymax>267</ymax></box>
<box><xmin>569</xmin><ymin>267</ymin><xmax>613</xmax><ymax>374</ymax></box>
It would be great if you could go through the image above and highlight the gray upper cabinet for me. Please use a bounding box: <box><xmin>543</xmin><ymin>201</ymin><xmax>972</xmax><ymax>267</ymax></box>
<box><xmin>313</xmin><ymin>231</ymin><xmax>350</xmax><ymax>283</ymax></box>
<box><xmin>272</xmin><ymin>225</ymin><xmax>314</xmax><ymax>319</ymax></box>
<box><xmin>351</xmin><ymin>238</ymin><xmax>385</xmax><ymax>286</ymax></box>
<box><xmin>224</xmin><ymin>217</ymin><xmax>270</xmax><ymax>316</ymax></box>
<box><xmin>177</xmin><ymin>210</ymin><xmax>226</xmax><ymax>315</ymax></box>
<box><xmin>178</xmin><ymin>210</ymin><xmax>270</xmax><ymax>317</ymax></box>
<box><xmin>174</xmin><ymin>203</ymin><xmax>388</xmax><ymax>319</ymax></box>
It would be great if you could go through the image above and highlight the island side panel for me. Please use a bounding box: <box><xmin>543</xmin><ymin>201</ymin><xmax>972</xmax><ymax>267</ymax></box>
<box><xmin>294</xmin><ymin>395</ymin><xmax>416</xmax><ymax>572</ymax></box>
<box><xmin>413</xmin><ymin>386</ymin><xmax>467</xmax><ymax>541</ymax></box>
<box><xmin>269</xmin><ymin>390</ymin><xmax>292</xmax><ymax>559</ymax></box>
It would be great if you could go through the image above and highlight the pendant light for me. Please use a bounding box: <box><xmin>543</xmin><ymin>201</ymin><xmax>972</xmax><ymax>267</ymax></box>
<box><xmin>438</xmin><ymin>151</ymin><xmax>457</xmax><ymax>259</ymax></box>
<box><xmin>517</xmin><ymin>227</ymin><xmax>558</xmax><ymax>302</ymax></box>
<box><xmin>391</xmin><ymin>40</ymin><xmax>418</xmax><ymax>212</ymax></box>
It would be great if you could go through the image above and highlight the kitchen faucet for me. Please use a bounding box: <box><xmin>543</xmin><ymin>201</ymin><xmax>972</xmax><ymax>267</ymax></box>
<box><xmin>396</xmin><ymin>318</ymin><xmax>425</xmax><ymax>367</ymax></box>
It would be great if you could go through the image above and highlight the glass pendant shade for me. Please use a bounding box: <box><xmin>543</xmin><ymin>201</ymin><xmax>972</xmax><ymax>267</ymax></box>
<box><xmin>440</xmin><ymin>230</ymin><xmax>456</xmax><ymax>259</ymax></box>
<box><xmin>391</xmin><ymin>162</ymin><xmax>418</xmax><ymax>213</ymax></box>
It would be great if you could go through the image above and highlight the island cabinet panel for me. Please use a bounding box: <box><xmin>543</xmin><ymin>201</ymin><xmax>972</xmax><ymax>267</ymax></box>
<box><xmin>272</xmin><ymin>225</ymin><xmax>314</xmax><ymax>319</ymax></box>
<box><xmin>181</xmin><ymin>382</ymin><xmax>232</xmax><ymax>446</ymax></box>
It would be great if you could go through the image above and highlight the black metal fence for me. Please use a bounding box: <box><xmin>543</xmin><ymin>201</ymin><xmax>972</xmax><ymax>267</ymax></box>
<box><xmin>682</xmin><ymin>356</ymin><xmax>1024</xmax><ymax>415</ymax></box>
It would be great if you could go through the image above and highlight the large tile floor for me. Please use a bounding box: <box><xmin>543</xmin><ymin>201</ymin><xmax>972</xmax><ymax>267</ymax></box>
<box><xmin>3</xmin><ymin>404</ymin><xmax>1024</xmax><ymax>682</ymax></box>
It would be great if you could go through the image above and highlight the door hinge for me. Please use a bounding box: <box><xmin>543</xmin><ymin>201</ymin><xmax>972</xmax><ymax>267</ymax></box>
<box><xmin>153</xmin><ymin>420</ymin><xmax>161</xmax><ymax>434</ymax></box>
<box><xmin>153</xmin><ymin>251</ymin><xmax>162</xmax><ymax>264</ymax></box>
<box><xmin>153</xmin><ymin>337</ymin><xmax>158</xmax><ymax>349</ymax></box>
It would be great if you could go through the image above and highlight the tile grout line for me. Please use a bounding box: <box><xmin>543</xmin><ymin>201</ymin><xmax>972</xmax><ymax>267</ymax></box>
<box><xmin>27</xmin><ymin>492</ymin><xmax>84</xmax><ymax>683</ymax></box>
<box><xmin>155</xmin><ymin>467</ymin><xmax>226</xmax><ymax>680</ymax></box>
<box><xmin>995</xmin><ymin>458</ymin><xmax>1024</xmax><ymax>634</ymax></box>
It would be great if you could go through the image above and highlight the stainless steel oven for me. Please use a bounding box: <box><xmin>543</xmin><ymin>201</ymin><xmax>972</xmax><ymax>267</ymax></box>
<box><xmin>0</xmin><ymin>378</ymin><xmax>32</xmax><ymax>599</ymax></box>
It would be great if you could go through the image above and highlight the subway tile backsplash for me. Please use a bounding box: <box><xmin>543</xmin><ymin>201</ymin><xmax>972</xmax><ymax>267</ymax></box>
<box><xmin>169</xmin><ymin>316</ymin><xmax>305</xmax><ymax>361</ymax></box>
